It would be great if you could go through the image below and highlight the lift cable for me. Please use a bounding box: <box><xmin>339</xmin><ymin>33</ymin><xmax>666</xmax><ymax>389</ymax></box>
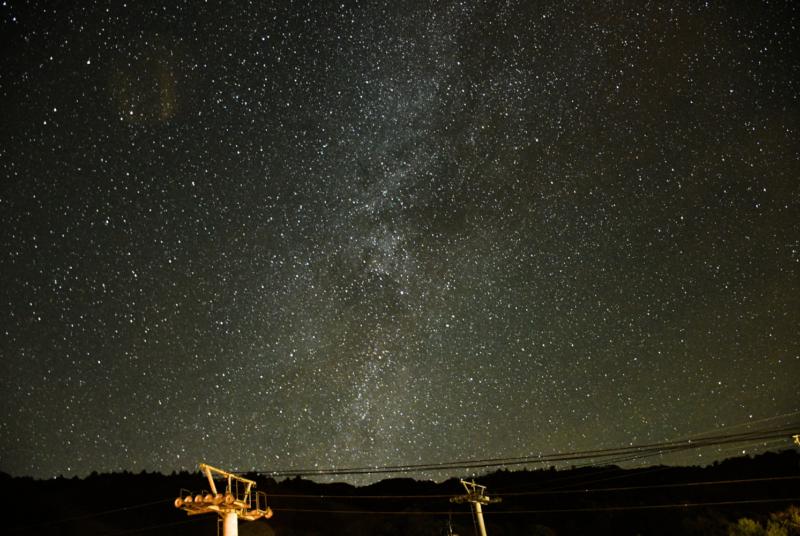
<box><xmin>267</xmin><ymin>496</ymin><xmax>800</xmax><ymax>516</ymax></box>
<box><xmin>263</xmin><ymin>474</ymin><xmax>800</xmax><ymax>500</ymax></box>
<box><xmin>249</xmin><ymin>424</ymin><xmax>797</xmax><ymax>477</ymax></box>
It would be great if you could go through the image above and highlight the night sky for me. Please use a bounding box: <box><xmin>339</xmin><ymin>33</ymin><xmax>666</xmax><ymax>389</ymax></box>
<box><xmin>1</xmin><ymin>1</ymin><xmax>798</xmax><ymax>483</ymax></box>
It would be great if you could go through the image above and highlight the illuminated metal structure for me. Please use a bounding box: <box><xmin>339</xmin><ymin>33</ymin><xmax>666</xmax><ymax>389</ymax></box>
<box><xmin>174</xmin><ymin>463</ymin><xmax>273</xmax><ymax>536</ymax></box>
<box><xmin>794</xmin><ymin>434</ymin><xmax>800</xmax><ymax>447</ymax></box>
<box><xmin>450</xmin><ymin>479</ymin><xmax>501</xmax><ymax>536</ymax></box>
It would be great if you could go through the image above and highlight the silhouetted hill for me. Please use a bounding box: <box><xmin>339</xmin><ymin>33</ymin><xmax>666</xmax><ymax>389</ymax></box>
<box><xmin>4</xmin><ymin>450</ymin><xmax>799</xmax><ymax>535</ymax></box>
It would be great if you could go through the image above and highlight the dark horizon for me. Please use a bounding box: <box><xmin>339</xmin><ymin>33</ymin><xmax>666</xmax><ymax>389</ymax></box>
<box><xmin>3</xmin><ymin>449</ymin><xmax>799</xmax><ymax>535</ymax></box>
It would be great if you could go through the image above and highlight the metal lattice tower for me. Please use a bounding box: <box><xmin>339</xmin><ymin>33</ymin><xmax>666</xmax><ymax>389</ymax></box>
<box><xmin>174</xmin><ymin>463</ymin><xmax>273</xmax><ymax>536</ymax></box>
<box><xmin>450</xmin><ymin>479</ymin><xmax>501</xmax><ymax>536</ymax></box>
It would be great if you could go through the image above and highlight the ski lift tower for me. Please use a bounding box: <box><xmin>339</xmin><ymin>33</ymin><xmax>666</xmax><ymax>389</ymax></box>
<box><xmin>174</xmin><ymin>463</ymin><xmax>273</xmax><ymax>536</ymax></box>
<box><xmin>450</xmin><ymin>479</ymin><xmax>501</xmax><ymax>536</ymax></box>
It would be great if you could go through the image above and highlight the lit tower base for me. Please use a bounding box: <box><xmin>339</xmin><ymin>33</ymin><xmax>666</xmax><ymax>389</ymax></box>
<box><xmin>174</xmin><ymin>463</ymin><xmax>273</xmax><ymax>536</ymax></box>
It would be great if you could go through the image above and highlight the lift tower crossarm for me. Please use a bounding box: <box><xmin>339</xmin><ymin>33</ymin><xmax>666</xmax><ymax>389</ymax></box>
<box><xmin>199</xmin><ymin>463</ymin><xmax>257</xmax><ymax>499</ymax></box>
<box><xmin>175</xmin><ymin>463</ymin><xmax>272</xmax><ymax>536</ymax></box>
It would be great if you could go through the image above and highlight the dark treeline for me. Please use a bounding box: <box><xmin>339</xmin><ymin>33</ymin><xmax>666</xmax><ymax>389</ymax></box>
<box><xmin>3</xmin><ymin>450</ymin><xmax>799</xmax><ymax>535</ymax></box>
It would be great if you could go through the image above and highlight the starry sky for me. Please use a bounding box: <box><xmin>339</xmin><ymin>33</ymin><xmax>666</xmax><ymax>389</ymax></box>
<box><xmin>1</xmin><ymin>1</ymin><xmax>798</xmax><ymax>483</ymax></box>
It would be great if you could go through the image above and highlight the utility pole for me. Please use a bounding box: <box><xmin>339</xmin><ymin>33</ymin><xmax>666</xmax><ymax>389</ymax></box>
<box><xmin>174</xmin><ymin>463</ymin><xmax>273</xmax><ymax>536</ymax></box>
<box><xmin>450</xmin><ymin>479</ymin><xmax>501</xmax><ymax>536</ymax></box>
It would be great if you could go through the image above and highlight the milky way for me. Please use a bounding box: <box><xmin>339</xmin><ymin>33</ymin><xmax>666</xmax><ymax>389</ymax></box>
<box><xmin>1</xmin><ymin>1</ymin><xmax>798</xmax><ymax>483</ymax></box>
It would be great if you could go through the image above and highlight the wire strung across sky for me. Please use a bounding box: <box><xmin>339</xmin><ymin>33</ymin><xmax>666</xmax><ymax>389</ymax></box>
<box><xmin>263</xmin><ymin>475</ymin><xmax>800</xmax><ymax>500</ymax></box>
<box><xmin>8</xmin><ymin>452</ymin><xmax>799</xmax><ymax>533</ymax></box>
<box><xmin>267</xmin><ymin>497</ymin><xmax>800</xmax><ymax>517</ymax></box>
<box><xmin>9</xmin><ymin>473</ymin><xmax>799</xmax><ymax>534</ymax></box>
<box><xmin>244</xmin><ymin>423</ymin><xmax>799</xmax><ymax>478</ymax></box>
<box><xmin>7</xmin><ymin>414</ymin><xmax>798</xmax><ymax>534</ymax></box>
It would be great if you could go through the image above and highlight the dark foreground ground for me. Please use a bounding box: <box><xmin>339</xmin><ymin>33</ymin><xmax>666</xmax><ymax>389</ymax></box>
<box><xmin>4</xmin><ymin>450</ymin><xmax>799</xmax><ymax>535</ymax></box>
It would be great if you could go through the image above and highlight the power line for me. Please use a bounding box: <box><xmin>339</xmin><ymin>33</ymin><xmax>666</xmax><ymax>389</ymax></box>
<box><xmin>12</xmin><ymin>451</ymin><xmax>794</xmax><ymax>533</ymax></box>
<box><xmin>497</xmin><ymin>475</ymin><xmax>800</xmax><ymax>497</ymax></box>
<box><xmin>484</xmin><ymin>497</ymin><xmax>800</xmax><ymax>515</ymax></box>
<box><xmin>10</xmin><ymin>509</ymin><xmax>206</xmax><ymax>536</ymax></box>
<box><xmin>679</xmin><ymin>410</ymin><xmax>800</xmax><ymax>439</ymax></box>
<box><xmin>276</xmin><ymin>410</ymin><xmax>800</xmax><ymax>480</ymax></box>
<box><xmin>99</xmin><ymin>517</ymin><xmax>207</xmax><ymax>536</ymax></box>
<box><xmin>247</xmin><ymin>424</ymin><xmax>798</xmax><ymax>477</ymax></box>
<box><xmin>268</xmin><ymin>496</ymin><xmax>800</xmax><ymax>516</ymax></box>
<box><xmin>509</xmin><ymin>439</ymin><xmax>789</xmax><ymax>495</ymax></box>
<box><xmin>6</xmin><ymin>415</ymin><xmax>796</xmax><ymax>533</ymax></box>
<box><xmin>7</xmin><ymin>499</ymin><xmax>173</xmax><ymax>533</ymax></box>
<box><xmin>10</xmin><ymin>427</ymin><xmax>792</xmax><ymax>527</ymax></box>
<box><xmin>529</xmin><ymin>437</ymin><xmax>789</xmax><ymax>493</ymax></box>
<box><xmin>262</xmin><ymin>475</ymin><xmax>800</xmax><ymax>501</ymax></box>
<box><xmin>6</xmin><ymin>452</ymin><xmax>797</xmax><ymax>535</ymax></box>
